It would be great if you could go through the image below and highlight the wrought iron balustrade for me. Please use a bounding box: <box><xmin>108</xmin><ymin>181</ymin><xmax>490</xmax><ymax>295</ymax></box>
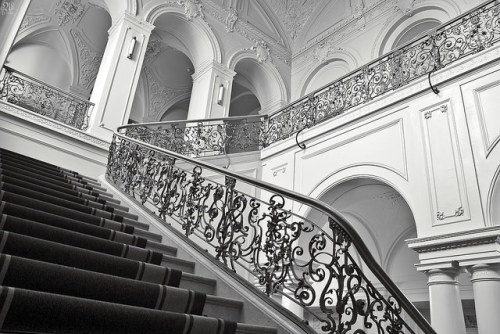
<box><xmin>264</xmin><ymin>0</ymin><xmax>500</xmax><ymax>146</ymax></box>
<box><xmin>107</xmin><ymin>128</ymin><xmax>436</xmax><ymax>334</ymax></box>
<box><xmin>0</xmin><ymin>66</ymin><xmax>93</xmax><ymax>130</ymax></box>
<box><xmin>121</xmin><ymin>115</ymin><xmax>266</xmax><ymax>158</ymax></box>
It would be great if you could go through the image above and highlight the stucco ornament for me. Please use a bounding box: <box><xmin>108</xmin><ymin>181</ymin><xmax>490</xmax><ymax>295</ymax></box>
<box><xmin>20</xmin><ymin>15</ymin><xmax>51</xmax><ymax>31</ymax></box>
<box><xmin>144</xmin><ymin>38</ymin><xmax>162</xmax><ymax>61</ymax></box>
<box><xmin>178</xmin><ymin>0</ymin><xmax>204</xmax><ymax>21</ymax></box>
<box><xmin>395</xmin><ymin>0</ymin><xmax>415</xmax><ymax>16</ymax></box>
<box><xmin>251</xmin><ymin>41</ymin><xmax>271</xmax><ymax>63</ymax></box>
<box><xmin>313</xmin><ymin>42</ymin><xmax>330</xmax><ymax>63</ymax></box>
<box><xmin>72</xmin><ymin>31</ymin><xmax>103</xmax><ymax>89</ymax></box>
<box><xmin>225</xmin><ymin>7</ymin><xmax>238</xmax><ymax>32</ymax></box>
<box><xmin>55</xmin><ymin>0</ymin><xmax>85</xmax><ymax>26</ymax></box>
<box><xmin>266</xmin><ymin>0</ymin><xmax>320</xmax><ymax>48</ymax></box>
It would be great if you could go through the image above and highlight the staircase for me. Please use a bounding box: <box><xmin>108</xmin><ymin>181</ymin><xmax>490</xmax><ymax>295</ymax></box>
<box><xmin>0</xmin><ymin>148</ymin><xmax>279</xmax><ymax>334</ymax></box>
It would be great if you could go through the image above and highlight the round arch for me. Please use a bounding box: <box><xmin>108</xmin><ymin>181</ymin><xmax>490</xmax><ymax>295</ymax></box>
<box><xmin>228</xmin><ymin>50</ymin><xmax>288</xmax><ymax>114</ymax></box>
<box><xmin>299</xmin><ymin>49</ymin><xmax>359</xmax><ymax>97</ymax></box>
<box><xmin>7</xmin><ymin>28</ymin><xmax>75</xmax><ymax>90</ymax></box>
<box><xmin>372</xmin><ymin>3</ymin><xmax>458</xmax><ymax>58</ymax></box>
<box><xmin>300</xmin><ymin>165</ymin><xmax>422</xmax><ymax>233</ymax></box>
<box><xmin>144</xmin><ymin>4</ymin><xmax>222</xmax><ymax>68</ymax></box>
<box><xmin>301</xmin><ymin>175</ymin><xmax>426</xmax><ymax>302</ymax></box>
<box><xmin>488</xmin><ymin>165</ymin><xmax>500</xmax><ymax>226</ymax></box>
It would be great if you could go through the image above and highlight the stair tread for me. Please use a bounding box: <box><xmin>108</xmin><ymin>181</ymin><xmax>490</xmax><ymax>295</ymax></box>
<box><xmin>0</xmin><ymin>149</ymin><xmax>280</xmax><ymax>334</ymax></box>
<box><xmin>146</xmin><ymin>240</ymin><xmax>178</xmax><ymax>257</ymax></box>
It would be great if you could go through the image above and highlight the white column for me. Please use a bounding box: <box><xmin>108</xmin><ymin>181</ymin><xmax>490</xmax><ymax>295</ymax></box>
<box><xmin>188</xmin><ymin>61</ymin><xmax>235</xmax><ymax>120</ymax></box>
<box><xmin>470</xmin><ymin>263</ymin><xmax>500</xmax><ymax>334</ymax></box>
<box><xmin>426</xmin><ymin>266</ymin><xmax>466</xmax><ymax>334</ymax></box>
<box><xmin>88</xmin><ymin>12</ymin><xmax>154</xmax><ymax>142</ymax></box>
<box><xmin>0</xmin><ymin>0</ymin><xmax>31</xmax><ymax>68</ymax></box>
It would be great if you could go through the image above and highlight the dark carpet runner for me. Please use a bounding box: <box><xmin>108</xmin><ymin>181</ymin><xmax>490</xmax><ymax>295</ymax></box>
<box><xmin>0</xmin><ymin>148</ymin><xmax>238</xmax><ymax>334</ymax></box>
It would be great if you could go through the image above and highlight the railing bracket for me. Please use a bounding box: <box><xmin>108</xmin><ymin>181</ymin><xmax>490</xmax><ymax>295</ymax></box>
<box><xmin>295</xmin><ymin>129</ymin><xmax>306</xmax><ymax>150</ymax></box>
<box><xmin>428</xmin><ymin>70</ymin><xmax>439</xmax><ymax>95</ymax></box>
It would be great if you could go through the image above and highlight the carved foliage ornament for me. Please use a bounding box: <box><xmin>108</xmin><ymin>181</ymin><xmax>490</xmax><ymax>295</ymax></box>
<box><xmin>55</xmin><ymin>0</ymin><xmax>85</xmax><ymax>26</ymax></box>
<box><xmin>178</xmin><ymin>0</ymin><xmax>204</xmax><ymax>21</ymax></box>
<box><xmin>71</xmin><ymin>30</ymin><xmax>103</xmax><ymax>89</ymax></box>
<box><xmin>144</xmin><ymin>67</ymin><xmax>189</xmax><ymax>120</ymax></box>
<box><xmin>20</xmin><ymin>15</ymin><xmax>51</xmax><ymax>31</ymax></box>
<box><xmin>225</xmin><ymin>7</ymin><xmax>238</xmax><ymax>32</ymax></box>
<box><xmin>251</xmin><ymin>41</ymin><xmax>271</xmax><ymax>63</ymax></box>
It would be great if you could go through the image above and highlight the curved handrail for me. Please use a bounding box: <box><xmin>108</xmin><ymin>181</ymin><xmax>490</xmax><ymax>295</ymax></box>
<box><xmin>119</xmin><ymin>114</ymin><xmax>266</xmax><ymax>130</ymax></box>
<box><xmin>109</xmin><ymin>126</ymin><xmax>436</xmax><ymax>333</ymax></box>
<box><xmin>122</xmin><ymin>115</ymin><xmax>266</xmax><ymax>157</ymax></box>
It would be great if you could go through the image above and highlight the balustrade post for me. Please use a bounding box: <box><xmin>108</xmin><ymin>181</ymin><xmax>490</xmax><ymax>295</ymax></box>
<box><xmin>216</xmin><ymin>176</ymin><xmax>236</xmax><ymax>267</ymax></box>
<box><xmin>88</xmin><ymin>13</ymin><xmax>154</xmax><ymax>142</ymax></box>
<box><xmin>0</xmin><ymin>0</ymin><xmax>31</xmax><ymax>69</ymax></box>
<box><xmin>426</xmin><ymin>265</ymin><xmax>466</xmax><ymax>334</ymax></box>
<box><xmin>469</xmin><ymin>263</ymin><xmax>500</xmax><ymax>334</ymax></box>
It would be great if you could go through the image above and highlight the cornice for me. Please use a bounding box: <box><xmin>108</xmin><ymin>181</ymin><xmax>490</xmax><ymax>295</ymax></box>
<box><xmin>407</xmin><ymin>226</ymin><xmax>500</xmax><ymax>254</ymax></box>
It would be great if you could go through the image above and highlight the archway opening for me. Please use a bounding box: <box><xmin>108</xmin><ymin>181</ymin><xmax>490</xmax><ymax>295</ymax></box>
<box><xmin>299</xmin><ymin>178</ymin><xmax>429</xmax><ymax>329</ymax></box>
<box><xmin>6</xmin><ymin>0</ymin><xmax>111</xmax><ymax>99</ymax></box>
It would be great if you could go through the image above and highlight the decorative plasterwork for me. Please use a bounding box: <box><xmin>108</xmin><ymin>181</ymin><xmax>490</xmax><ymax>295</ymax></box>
<box><xmin>71</xmin><ymin>30</ymin><xmax>103</xmax><ymax>89</ymax></box>
<box><xmin>55</xmin><ymin>0</ymin><xmax>85</xmax><ymax>26</ymax></box>
<box><xmin>202</xmin><ymin>0</ymin><xmax>291</xmax><ymax>65</ymax></box>
<box><xmin>312</xmin><ymin>42</ymin><xmax>347</xmax><ymax>64</ymax></box>
<box><xmin>293</xmin><ymin>0</ymin><xmax>395</xmax><ymax>63</ymax></box>
<box><xmin>143</xmin><ymin>67</ymin><xmax>190</xmax><ymax>121</ymax></box>
<box><xmin>177</xmin><ymin>0</ymin><xmax>204</xmax><ymax>21</ymax></box>
<box><xmin>394</xmin><ymin>0</ymin><xmax>416</xmax><ymax>16</ymax></box>
<box><xmin>420</xmin><ymin>101</ymin><xmax>470</xmax><ymax>226</ymax></box>
<box><xmin>19</xmin><ymin>14</ymin><xmax>51</xmax><ymax>32</ymax></box>
<box><xmin>250</xmin><ymin>41</ymin><xmax>271</xmax><ymax>63</ymax></box>
<box><xmin>265</xmin><ymin>0</ymin><xmax>321</xmax><ymax>49</ymax></box>
<box><xmin>144</xmin><ymin>37</ymin><xmax>164</xmax><ymax>63</ymax></box>
<box><xmin>371</xmin><ymin>190</ymin><xmax>403</xmax><ymax>208</ymax></box>
<box><xmin>225</xmin><ymin>7</ymin><xmax>238</xmax><ymax>32</ymax></box>
<box><xmin>411</xmin><ymin>235</ymin><xmax>499</xmax><ymax>254</ymax></box>
<box><xmin>424</xmin><ymin>104</ymin><xmax>447</xmax><ymax>119</ymax></box>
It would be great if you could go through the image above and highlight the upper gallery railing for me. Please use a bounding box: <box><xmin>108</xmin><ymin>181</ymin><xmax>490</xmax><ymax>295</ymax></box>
<box><xmin>265</xmin><ymin>0</ymin><xmax>500</xmax><ymax>145</ymax></box>
<box><xmin>0</xmin><ymin>66</ymin><xmax>93</xmax><ymax>130</ymax></box>
<box><xmin>121</xmin><ymin>115</ymin><xmax>265</xmax><ymax>157</ymax></box>
<box><xmin>107</xmin><ymin>127</ymin><xmax>436</xmax><ymax>334</ymax></box>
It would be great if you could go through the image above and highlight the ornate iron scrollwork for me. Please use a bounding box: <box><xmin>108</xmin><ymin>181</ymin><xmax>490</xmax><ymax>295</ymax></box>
<box><xmin>106</xmin><ymin>133</ymin><xmax>434</xmax><ymax>333</ymax></box>
<box><xmin>0</xmin><ymin>66</ymin><xmax>93</xmax><ymax>130</ymax></box>
<box><xmin>264</xmin><ymin>0</ymin><xmax>500</xmax><ymax>147</ymax></box>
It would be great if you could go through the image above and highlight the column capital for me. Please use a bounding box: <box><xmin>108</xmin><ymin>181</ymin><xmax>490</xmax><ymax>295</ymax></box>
<box><xmin>426</xmin><ymin>264</ymin><xmax>461</xmax><ymax>286</ymax></box>
<box><xmin>469</xmin><ymin>263</ymin><xmax>500</xmax><ymax>283</ymax></box>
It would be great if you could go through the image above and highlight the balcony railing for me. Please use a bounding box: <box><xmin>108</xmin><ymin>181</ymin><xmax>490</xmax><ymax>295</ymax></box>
<box><xmin>265</xmin><ymin>0</ymin><xmax>500</xmax><ymax>146</ymax></box>
<box><xmin>104</xmin><ymin>2</ymin><xmax>500</xmax><ymax>157</ymax></box>
<box><xmin>0</xmin><ymin>66</ymin><xmax>93</xmax><ymax>130</ymax></box>
<box><xmin>107</xmin><ymin>126</ymin><xmax>436</xmax><ymax>334</ymax></box>
<box><xmin>121</xmin><ymin>115</ymin><xmax>265</xmax><ymax>158</ymax></box>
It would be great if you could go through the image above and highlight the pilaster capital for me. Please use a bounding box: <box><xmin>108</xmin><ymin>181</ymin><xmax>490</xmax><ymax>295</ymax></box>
<box><xmin>109</xmin><ymin>12</ymin><xmax>155</xmax><ymax>37</ymax></box>
<box><xmin>192</xmin><ymin>60</ymin><xmax>236</xmax><ymax>81</ymax></box>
